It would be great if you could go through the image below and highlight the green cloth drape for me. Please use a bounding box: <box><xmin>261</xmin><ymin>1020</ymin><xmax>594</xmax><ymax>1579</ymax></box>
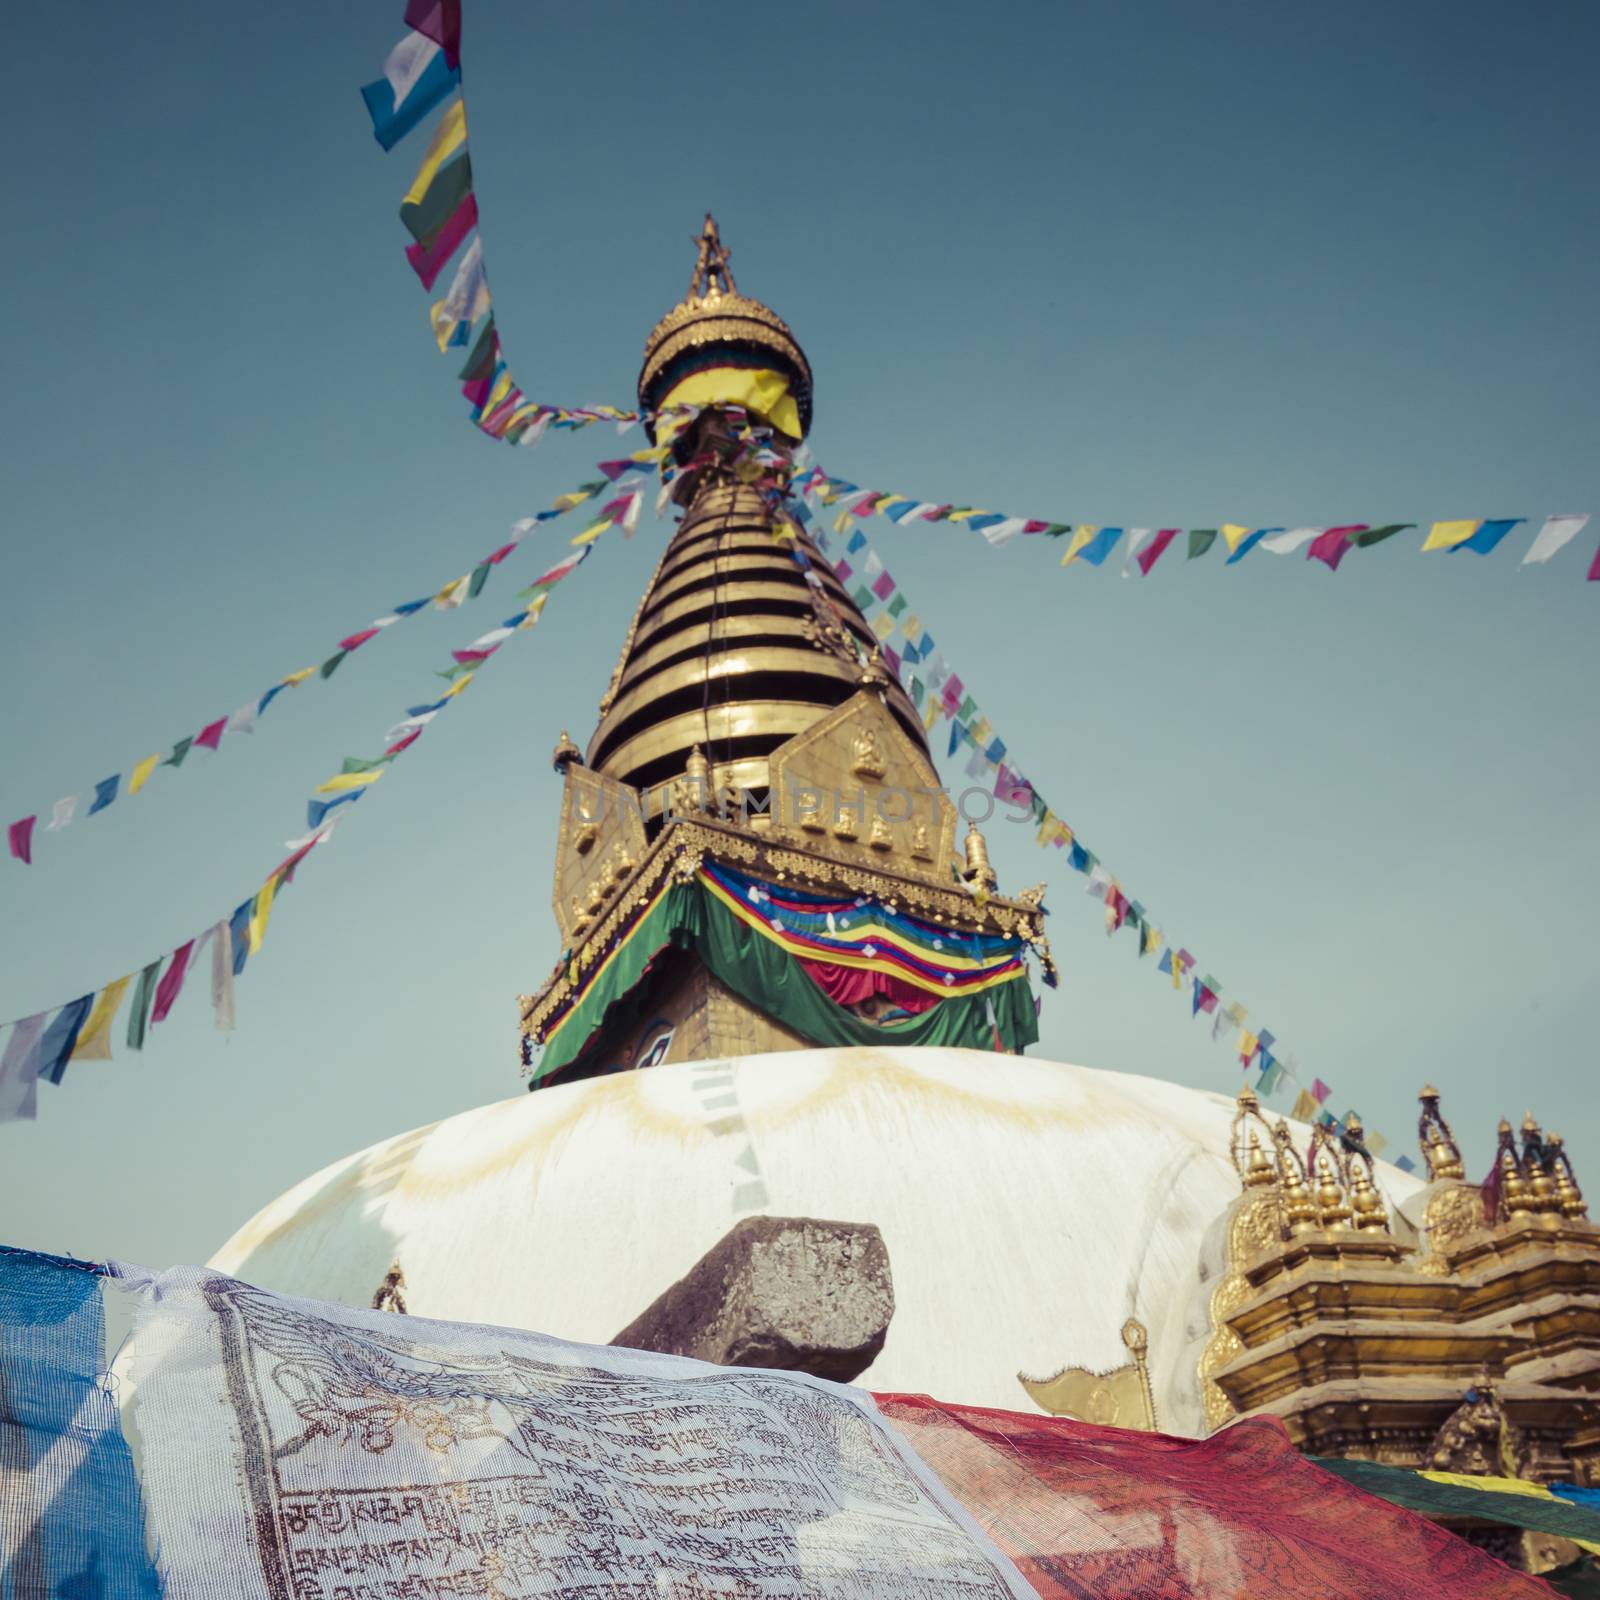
<box><xmin>533</xmin><ymin>879</ymin><xmax>1038</xmax><ymax>1085</ymax></box>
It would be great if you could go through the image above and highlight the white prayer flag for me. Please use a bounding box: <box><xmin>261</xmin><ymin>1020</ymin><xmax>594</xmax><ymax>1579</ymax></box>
<box><xmin>1521</xmin><ymin>513</ymin><xmax>1590</xmax><ymax>566</ymax></box>
<box><xmin>982</xmin><ymin>517</ymin><xmax>1027</xmax><ymax>548</ymax></box>
<box><xmin>45</xmin><ymin>795</ymin><xmax>77</xmax><ymax>832</ymax></box>
<box><xmin>381</xmin><ymin>29</ymin><xmax>441</xmax><ymax>106</ymax></box>
<box><xmin>1260</xmin><ymin>528</ymin><xmax>1322</xmax><ymax>555</ymax></box>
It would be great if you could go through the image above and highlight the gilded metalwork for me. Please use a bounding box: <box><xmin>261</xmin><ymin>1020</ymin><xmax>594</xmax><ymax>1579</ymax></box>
<box><xmin>1418</xmin><ymin>1083</ymin><xmax>1466</xmax><ymax>1180</ymax></box>
<box><xmin>1429</xmin><ymin>1381</ymin><xmax>1520</xmax><ymax>1476</ymax></box>
<box><xmin>638</xmin><ymin>217</ymin><xmax>813</xmax><ymax>436</ymax></box>
<box><xmin>1019</xmin><ymin>1318</ymin><xmax>1157</xmax><ymax>1429</ymax></box>
<box><xmin>371</xmin><ymin>1261</ymin><xmax>408</xmax><ymax>1315</ymax></box>
<box><xmin>551</xmin><ymin>764</ymin><xmax>649</xmax><ymax>944</ymax></box>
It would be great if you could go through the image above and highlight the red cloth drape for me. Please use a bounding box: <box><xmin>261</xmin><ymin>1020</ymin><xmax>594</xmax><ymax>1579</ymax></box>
<box><xmin>873</xmin><ymin>1395</ymin><xmax>1550</xmax><ymax>1599</ymax></box>
<box><xmin>797</xmin><ymin>958</ymin><xmax>944</xmax><ymax>1014</ymax></box>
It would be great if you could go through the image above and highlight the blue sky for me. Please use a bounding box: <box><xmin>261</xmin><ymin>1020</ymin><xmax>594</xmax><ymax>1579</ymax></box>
<box><xmin>2</xmin><ymin>0</ymin><xmax>1597</xmax><ymax>1267</ymax></box>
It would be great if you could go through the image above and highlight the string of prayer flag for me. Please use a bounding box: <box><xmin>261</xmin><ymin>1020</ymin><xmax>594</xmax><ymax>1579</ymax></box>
<box><xmin>795</xmin><ymin>470</ymin><xmax>1596</xmax><ymax>584</ymax></box>
<box><xmin>0</xmin><ymin>459</ymin><xmax>656</xmax><ymax>1122</ymax></box>
<box><xmin>786</xmin><ymin>479</ymin><xmax>1409</xmax><ymax>1164</ymax></box>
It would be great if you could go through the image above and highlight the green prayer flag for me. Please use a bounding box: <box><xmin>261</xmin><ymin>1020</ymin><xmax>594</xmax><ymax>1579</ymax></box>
<box><xmin>467</xmin><ymin>562</ymin><xmax>492</xmax><ymax>600</ymax></box>
<box><xmin>340</xmin><ymin>756</ymin><xmax>391</xmax><ymax>774</ymax></box>
<box><xmin>125</xmin><ymin>959</ymin><xmax>162</xmax><ymax>1052</ymax></box>
<box><xmin>887</xmin><ymin>593</ymin><xmax>908</xmax><ymax>619</ymax></box>
<box><xmin>1187</xmin><ymin>529</ymin><xmax>1218</xmax><ymax>560</ymax></box>
<box><xmin>163</xmin><ymin>737</ymin><xmax>193</xmax><ymax>769</ymax></box>
<box><xmin>400</xmin><ymin>151</ymin><xmax>473</xmax><ymax>247</ymax></box>
<box><xmin>908</xmin><ymin>676</ymin><xmax>925</xmax><ymax>707</ymax></box>
<box><xmin>1350</xmin><ymin>522</ymin><xmax>1416</xmax><ymax>548</ymax></box>
<box><xmin>319</xmin><ymin>650</ymin><xmax>348</xmax><ymax>680</ymax></box>
<box><xmin>1043</xmin><ymin>524</ymin><xmax>1072</xmax><ymax>538</ymax></box>
<box><xmin>849</xmin><ymin>585</ymin><xmax>874</xmax><ymax>611</ymax></box>
<box><xmin>457</xmin><ymin>316</ymin><xmax>498</xmax><ymax>382</ymax></box>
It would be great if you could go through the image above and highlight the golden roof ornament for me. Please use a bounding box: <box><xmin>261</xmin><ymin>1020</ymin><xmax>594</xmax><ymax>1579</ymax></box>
<box><xmin>551</xmin><ymin>730</ymin><xmax>582</xmax><ymax>773</ymax></box>
<box><xmin>1417</xmin><ymin>1084</ymin><xmax>1465</xmax><ymax>1181</ymax></box>
<box><xmin>962</xmin><ymin>822</ymin><xmax>998</xmax><ymax>891</ymax></box>
<box><xmin>1548</xmin><ymin>1133</ymin><xmax>1588</xmax><ymax>1220</ymax></box>
<box><xmin>637</xmin><ymin>214</ymin><xmax>814</xmax><ymax>437</ymax></box>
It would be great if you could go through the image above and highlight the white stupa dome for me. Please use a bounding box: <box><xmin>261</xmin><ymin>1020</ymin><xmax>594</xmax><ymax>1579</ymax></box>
<box><xmin>210</xmin><ymin>1046</ymin><xmax>1424</xmax><ymax>1435</ymax></box>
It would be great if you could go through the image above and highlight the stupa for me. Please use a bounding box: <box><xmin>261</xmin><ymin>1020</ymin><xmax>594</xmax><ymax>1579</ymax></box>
<box><xmin>212</xmin><ymin>227</ymin><xmax>1600</xmax><ymax>1563</ymax></box>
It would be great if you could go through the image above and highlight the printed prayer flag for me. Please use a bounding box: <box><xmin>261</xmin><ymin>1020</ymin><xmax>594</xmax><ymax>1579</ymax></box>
<box><xmin>37</xmin><ymin>997</ymin><xmax>93</xmax><ymax>1086</ymax></box>
<box><xmin>1074</xmin><ymin>527</ymin><xmax>1122</xmax><ymax>567</ymax></box>
<box><xmin>1136</xmin><ymin>528</ymin><xmax>1181</xmax><ymax>575</ymax></box>
<box><xmin>1186</xmin><ymin>529</ymin><xmax>1217</xmax><ymax>561</ymax></box>
<box><xmin>871</xmin><ymin>571</ymin><xmax>896</xmax><ymax>601</ymax></box>
<box><xmin>361</xmin><ymin>37</ymin><xmax>459</xmax><ymax>151</ymax></box>
<box><xmin>0</xmin><ymin>1013</ymin><xmax>48</xmax><ymax>1123</ymax></box>
<box><xmin>7</xmin><ymin>816</ymin><xmax>35</xmax><ymax>864</ymax></box>
<box><xmin>1394</xmin><ymin>1153</ymin><xmax>1417</xmax><ymax>1173</ymax></box>
<box><xmin>125</xmin><ymin>960</ymin><xmax>162</xmax><ymax>1051</ymax></box>
<box><xmin>1224</xmin><ymin>526</ymin><xmax>1280</xmax><ymax>563</ymax></box>
<box><xmin>1307</xmin><ymin>525</ymin><xmax>1366</xmax><ymax>572</ymax></box>
<box><xmin>46</xmin><ymin>796</ymin><xmax>76</xmax><ymax>832</ymax></box>
<box><xmin>314</xmin><ymin>770</ymin><xmax>384</xmax><ymax>796</ymax></box>
<box><xmin>1291</xmin><ymin>1088</ymin><xmax>1319</xmax><ymax>1122</ymax></box>
<box><xmin>1258</xmin><ymin>1059</ymin><xmax>1285</xmax><ymax>1096</ymax></box>
<box><xmin>89</xmin><ymin>775</ymin><xmax>119</xmax><ymax>814</ymax></box>
<box><xmin>1350</xmin><ymin>523</ymin><xmax>1415</xmax><ymax>549</ymax></box>
<box><xmin>248</xmin><ymin>876</ymin><xmax>279</xmax><ymax>957</ymax></box>
<box><xmin>402</xmin><ymin>98</ymin><xmax>467</xmax><ymax>208</ymax></box>
<box><xmin>1521</xmin><ymin>513</ymin><xmax>1590</xmax><ymax>566</ymax></box>
<box><xmin>129</xmin><ymin>754</ymin><xmax>162</xmax><ymax>796</ymax></box>
<box><xmin>194</xmin><ymin>718</ymin><xmax>227</xmax><ymax>751</ymax></box>
<box><xmin>1259</xmin><ymin>528</ymin><xmax>1321</xmax><ymax>556</ymax></box>
<box><xmin>1455</xmin><ymin>518</ymin><xmax>1523</xmax><ymax>556</ymax></box>
<box><xmin>405</xmin><ymin>0</ymin><xmax>463</xmax><ymax>68</ymax></box>
<box><xmin>151</xmin><ymin>941</ymin><xmax>196</xmax><ymax>1026</ymax></box>
<box><xmin>1422</xmin><ymin>519</ymin><xmax>1481</xmax><ymax>553</ymax></box>
<box><xmin>70</xmin><ymin>976</ymin><xmax>132</xmax><ymax>1063</ymax></box>
<box><xmin>164</xmin><ymin>738</ymin><xmax>194</xmax><ymax>768</ymax></box>
<box><xmin>1238</xmin><ymin>1030</ymin><xmax>1260</xmax><ymax>1067</ymax></box>
<box><xmin>405</xmin><ymin>193</ymin><xmax>477</xmax><ymax>290</ymax></box>
<box><xmin>1311</xmin><ymin>1077</ymin><xmax>1332</xmax><ymax>1104</ymax></box>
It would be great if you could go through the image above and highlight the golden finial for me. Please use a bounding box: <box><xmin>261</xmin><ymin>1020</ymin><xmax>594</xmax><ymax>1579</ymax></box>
<box><xmin>371</xmin><ymin>1260</ymin><xmax>408</xmax><ymax>1314</ymax></box>
<box><xmin>1275</xmin><ymin>1123</ymin><xmax>1321</xmax><ymax>1235</ymax></box>
<box><xmin>552</xmin><ymin>730</ymin><xmax>582</xmax><ymax>772</ymax></box>
<box><xmin>1501</xmin><ymin>1143</ymin><xmax>1531</xmax><ymax>1215</ymax></box>
<box><xmin>1349</xmin><ymin>1162</ymin><xmax>1390</xmax><ymax>1233</ymax></box>
<box><xmin>1417</xmin><ymin>1085</ymin><xmax>1465</xmax><ymax>1181</ymax></box>
<box><xmin>1243</xmin><ymin>1131</ymin><xmax>1275</xmax><ymax>1187</ymax></box>
<box><xmin>1548</xmin><ymin>1134</ymin><xmax>1588</xmax><ymax>1220</ymax></box>
<box><xmin>689</xmin><ymin>213</ymin><xmax>736</xmax><ymax>299</ymax></box>
<box><xmin>1315</xmin><ymin>1152</ymin><xmax>1352</xmax><ymax>1230</ymax></box>
<box><xmin>963</xmin><ymin>822</ymin><xmax>998</xmax><ymax>891</ymax></box>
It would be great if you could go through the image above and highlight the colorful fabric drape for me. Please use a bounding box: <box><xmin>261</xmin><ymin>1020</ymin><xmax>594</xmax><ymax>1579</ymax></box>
<box><xmin>875</xmin><ymin>1395</ymin><xmax>1552</xmax><ymax>1599</ymax></box>
<box><xmin>534</xmin><ymin>865</ymin><xmax>1038</xmax><ymax>1083</ymax></box>
<box><xmin>1312</xmin><ymin>1457</ymin><xmax>1600</xmax><ymax>1553</ymax></box>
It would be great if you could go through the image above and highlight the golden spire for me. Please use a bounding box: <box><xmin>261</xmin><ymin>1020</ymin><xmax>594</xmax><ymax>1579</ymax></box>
<box><xmin>1548</xmin><ymin>1134</ymin><xmax>1588</xmax><ymax>1220</ymax></box>
<box><xmin>638</xmin><ymin>215</ymin><xmax>813</xmax><ymax>436</ymax></box>
<box><xmin>551</xmin><ymin>729</ymin><xmax>582</xmax><ymax>773</ymax></box>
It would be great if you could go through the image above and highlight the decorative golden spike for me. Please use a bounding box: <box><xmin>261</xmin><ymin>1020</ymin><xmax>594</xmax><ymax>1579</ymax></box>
<box><xmin>1548</xmin><ymin>1135</ymin><xmax>1588</xmax><ymax>1220</ymax></box>
<box><xmin>1522</xmin><ymin>1112</ymin><xmax>1558</xmax><ymax>1212</ymax></box>
<box><xmin>1349</xmin><ymin>1162</ymin><xmax>1390</xmax><ymax>1233</ymax></box>
<box><xmin>689</xmin><ymin>213</ymin><xmax>736</xmax><ymax>299</ymax></box>
<box><xmin>1243</xmin><ymin>1131</ymin><xmax>1275</xmax><ymax>1188</ymax></box>
<box><xmin>1274</xmin><ymin>1121</ymin><xmax>1321</xmax><ymax>1234</ymax></box>
<box><xmin>1500</xmin><ymin>1133</ymin><xmax>1532</xmax><ymax>1216</ymax></box>
<box><xmin>1418</xmin><ymin>1084</ymin><xmax>1465</xmax><ymax>1181</ymax></box>
<box><xmin>551</xmin><ymin>730</ymin><xmax>582</xmax><ymax>773</ymax></box>
<box><xmin>1314</xmin><ymin>1151</ymin><xmax>1352</xmax><ymax>1230</ymax></box>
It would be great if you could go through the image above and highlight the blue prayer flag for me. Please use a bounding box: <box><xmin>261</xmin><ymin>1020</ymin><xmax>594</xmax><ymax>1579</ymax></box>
<box><xmin>1457</xmin><ymin>518</ymin><xmax>1524</xmax><ymax>555</ymax></box>
<box><xmin>89</xmin><ymin>775</ymin><xmax>119</xmax><ymax>814</ymax></box>
<box><xmin>360</xmin><ymin>49</ymin><xmax>461</xmax><ymax>151</ymax></box>
<box><xmin>38</xmin><ymin>995</ymin><xmax>93</xmax><ymax>1085</ymax></box>
<box><xmin>1076</xmin><ymin>527</ymin><xmax>1123</xmax><ymax>567</ymax></box>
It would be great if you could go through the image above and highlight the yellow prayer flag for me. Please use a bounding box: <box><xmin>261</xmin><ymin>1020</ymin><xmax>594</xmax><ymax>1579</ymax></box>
<box><xmin>1220</xmin><ymin>523</ymin><xmax>1252</xmax><ymax>555</ymax></box>
<box><xmin>570</xmin><ymin>518</ymin><xmax>609</xmax><ymax>547</ymax></box>
<box><xmin>429</xmin><ymin>299</ymin><xmax>459</xmax><ymax>352</ymax></box>
<box><xmin>518</xmin><ymin>593</ymin><xmax>549</xmax><ymax>629</ymax></box>
<box><xmin>248</xmin><ymin>876</ymin><xmax>278</xmax><ymax>957</ymax></box>
<box><xmin>71</xmin><ymin>975</ymin><xmax>133</xmax><ymax>1062</ymax></box>
<box><xmin>945</xmin><ymin>509</ymin><xmax>992</xmax><ymax>525</ymax></box>
<box><xmin>659</xmin><ymin>366</ymin><xmax>801</xmax><ymax>440</ymax></box>
<box><xmin>1239</xmin><ymin>1028</ymin><xmax>1259</xmax><ymax>1058</ymax></box>
<box><xmin>1422</xmin><ymin>519</ymin><xmax>1482</xmax><ymax>552</ymax></box>
<box><xmin>1060</xmin><ymin>526</ymin><xmax>1098</xmax><ymax>566</ymax></box>
<box><xmin>442</xmin><ymin>672</ymin><xmax>475</xmax><ymax>699</ymax></box>
<box><xmin>402</xmin><ymin>99</ymin><xmax>467</xmax><ymax>207</ymax></box>
<box><xmin>281</xmin><ymin>667</ymin><xmax>316</xmax><ymax>688</ymax></box>
<box><xmin>129</xmin><ymin>753</ymin><xmax>162</xmax><ymax>796</ymax></box>
<box><xmin>1291</xmin><ymin>1088</ymin><xmax>1319</xmax><ymax>1122</ymax></box>
<box><xmin>482</xmin><ymin>369</ymin><xmax>514</xmax><ymax>413</ymax></box>
<box><xmin>435</xmin><ymin>575</ymin><xmax>470</xmax><ymax>609</ymax></box>
<box><xmin>900</xmin><ymin>612</ymin><xmax>921</xmax><ymax>640</ymax></box>
<box><xmin>872</xmin><ymin>612</ymin><xmax>896</xmax><ymax>641</ymax></box>
<box><xmin>922</xmin><ymin>699</ymin><xmax>938</xmax><ymax>733</ymax></box>
<box><xmin>314</xmin><ymin>770</ymin><xmax>384</xmax><ymax>796</ymax></box>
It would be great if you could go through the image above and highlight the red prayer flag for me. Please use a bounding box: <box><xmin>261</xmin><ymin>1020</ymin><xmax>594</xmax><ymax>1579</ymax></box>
<box><xmin>1312</xmin><ymin>1076</ymin><xmax>1332</xmax><ymax>1103</ymax></box>
<box><xmin>404</xmin><ymin>193</ymin><xmax>477</xmax><ymax>291</ymax></box>
<box><xmin>484</xmin><ymin>542</ymin><xmax>518</xmax><ymax>566</ymax></box>
<box><xmin>1137</xmin><ymin>527</ymin><xmax>1181</xmax><ymax>575</ymax></box>
<box><xmin>194</xmin><ymin>718</ymin><xmax>227</xmax><ymax>751</ymax></box>
<box><xmin>871</xmin><ymin>571</ymin><xmax>896</xmax><ymax>600</ymax></box>
<box><xmin>8</xmin><ymin>815</ymin><xmax>36</xmax><ymax>864</ymax></box>
<box><xmin>405</xmin><ymin>0</ymin><xmax>462</xmax><ymax>68</ymax></box>
<box><xmin>1307</xmin><ymin>525</ymin><xmax>1368</xmax><ymax>572</ymax></box>
<box><xmin>385</xmin><ymin>730</ymin><xmax>422</xmax><ymax>756</ymax></box>
<box><xmin>1588</xmin><ymin>537</ymin><xmax>1600</xmax><ymax>581</ymax></box>
<box><xmin>151</xmin><ymin>940</ymin><xmax>196</xmax><ymax>1025</ymax></box>
<box><xmin>873</xmin><ymin>1395</ymin><xmax>1550</xmax><ymax>1600</ymax></box>
<box><xmin>339</xmin><ymin>627</ymin><xmax>381</xmax><ymax>652</ymax></box>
